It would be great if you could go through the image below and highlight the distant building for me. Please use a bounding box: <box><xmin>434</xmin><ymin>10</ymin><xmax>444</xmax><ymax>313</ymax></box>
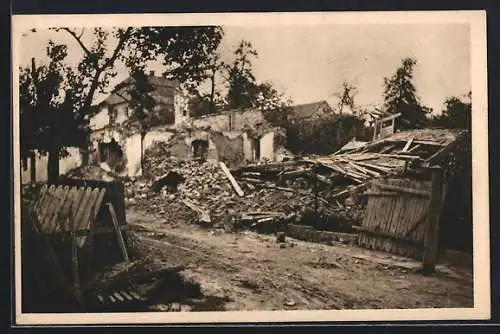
<box><xmin>287</xmin><ymin>100</ymin><xmax>334</xmax><ymax>123</ymax></box>
<box><xmin>89</xmin><ymin>71</ymin><xmax>190</xmax><ymax>132</ymax></box>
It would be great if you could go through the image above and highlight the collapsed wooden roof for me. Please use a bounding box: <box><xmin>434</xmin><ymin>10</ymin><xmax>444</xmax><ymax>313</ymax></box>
<box><xmin>305</xmin><ymin>127</ymin><xmax>469</xmax><ymax>185</ymax></box>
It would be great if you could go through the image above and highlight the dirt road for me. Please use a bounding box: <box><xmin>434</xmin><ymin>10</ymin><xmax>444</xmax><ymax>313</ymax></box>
<box><xmin>125</xmin><ymin>209</ymin><xmax>473</xmax><ymax>311</ymax></box>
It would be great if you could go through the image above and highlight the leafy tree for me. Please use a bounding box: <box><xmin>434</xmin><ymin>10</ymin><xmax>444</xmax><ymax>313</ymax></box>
<box><xmin>205</xmin><ymin>52</ymin><xmax>226</xmax><ymax>114</ymax></box>
<box><xmin>19</xmin><ymin>26</ymin><xmax>223</xmax><ymax>182</ymax></box>
<box><xmin>334</xmin><ymin>81</ymin><xmax>358</xmax><ymax>115</ymax></box>
<box><xmin>20</xmin><ymin>44</ymin><xmax>87</xmax><ymax>182</ymax></box>
<box><xmin>431</xmin><ymin>92</ymin><xmax>471</xmax><ymax>130</ymax></box>
<box><xmin>187</xmin><ymin>50</ymin><xmax>227</xmax><ymax>117</ymax></box>
<box><xmin>256</xmin><ymin>82</ymin><xmax>293</xmax><ymax>126</ymax></box>
<box><xmin>382</xmin><ymin>57</ymin><xmax>430</xmax><ymax>129</ymax></box>
<box><xmin>225</xmin><ymin>40</ymin><xmax>260</xmax><ymax>109</ymax></box>
<box><xmin>285</xmin><ymin>114</ymin><xmax>365</xmax><ymax>155</ymax></box>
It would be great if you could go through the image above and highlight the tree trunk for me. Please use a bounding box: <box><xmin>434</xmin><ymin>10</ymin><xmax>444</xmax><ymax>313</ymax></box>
<box><xmin>209</xmin><ymin>72</ymin><xmax>216</xmax><ymax>114</ymax></box>
<box><xmin>140</xmin><ymin>132</ymin><xmax>146</xmax><ymax>176</ymax></box>
<box><xmin>47</xmin><ymin>149</ymin><xmax>60</xmax><ymax>183</ymax></box>
<box><xmin>30</xmin><ymin>151</ymin><xmax>36</xmax><ymax>183</ymax></box>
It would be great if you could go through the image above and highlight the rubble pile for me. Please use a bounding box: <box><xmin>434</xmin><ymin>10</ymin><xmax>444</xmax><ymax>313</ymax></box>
<box><xmin>125</xmin><ymin>142</ymin><xmax>363</xmax><ymax>231</ymax></box>
<box><xmin>123</xmin><ymin>128</ymin><xmax>468</xmax><ymax>232</ymax></box>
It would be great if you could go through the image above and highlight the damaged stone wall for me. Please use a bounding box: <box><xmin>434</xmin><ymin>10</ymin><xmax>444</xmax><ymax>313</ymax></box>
<box><xmin>143</xmin><ymin>131</ymin><xmax>175</xmax><ymax>152</ymax></box>
<box><xmin>191</xmin><ymin>113</ymin><xmax>230</xmax><ymax>132</ymax></box>
<box><xmin>232</xmin><ymin>109</ymin><xmax>266</xmax><ymax>130</ymax></box>
<box><xmin>210</xmin><ymin>132</ymin><xmax>245</xmax><ymax>168</ymax></box>
<box><xmin>189</xmin><ymin>109</ymin><xmax>266</xmax><ymax>132</ymax></box>
<box><xmin>124</xmin><ymin>134</ymin><xmax>142</xmax><ymax>176</ymax></box>
<box><xmin>259</xmin><ymin>131</ymin><xmax>275</xmax><ymax>161</ymax></box>
<box><xmin>86</xmin><ymin>107</ymin><xmax>284</xmax><ymax>178</ymax></box>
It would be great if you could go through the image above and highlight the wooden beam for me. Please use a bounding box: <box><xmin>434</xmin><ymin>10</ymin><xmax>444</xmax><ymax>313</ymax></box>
<box><xmin>220</xmin><ymin>161</ymin><xmax>244</xmax><ymax>196</ymax></box>
<box><xmin>372</xmin><ymin>182</ymin><xmax>431</xmax><ymax>197</ymax></box>
<box><xmin>375</xmin><ymin>112</ymin><xmax>402</xmax><ymax>124</ymax></box>
<box><xmin>425</xmin><ymin>140</ymin><xmax>458</xmax><ymax>164</ymax></box>
<box><xmin>422</xmin><ymin>166</ymin><xmax>444</xmax><ymax>275</ymax></box>
<box><xmin>41</xmin><ymin>224</ymin><xmax>130</xmax><ymax>238</ymax></box>
<box><xmin>353</xmin><ymin>225</ymin><xmax>421</xmax><ymax>246</ymax></box>
<box><xmin>106</xmin><ymin>203</ymin><xmax>129</xmax><ymax>262</ymax></box>
<box><xmin>406</xmin><ymin>144</ymin><xmax>421</xmax><ymax>153</ymax></box>
<box><xmin>70</xmin><ymin>217</ymin><xmax>84</xmax><ymax>305</ymax></box>
<box><xmin>331</xmin><ymin>181</ymin><xmax>371</xmax><ymax>200</ymax></box>
<box><xmin>402</xmin><ymin>137</ymin><xmax>414</xmax><ymax>152</ymax></box>
<box><xmin>363</xmin><ymin>191</ymin><xmax>399</xmax><ymax>197</ymax></box>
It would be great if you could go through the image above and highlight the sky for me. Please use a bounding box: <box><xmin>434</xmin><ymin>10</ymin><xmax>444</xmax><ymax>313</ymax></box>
<box><xmin>18</xmin><ymin>23</ymin><xmax>471</xmax><ymax>115</ymax></box>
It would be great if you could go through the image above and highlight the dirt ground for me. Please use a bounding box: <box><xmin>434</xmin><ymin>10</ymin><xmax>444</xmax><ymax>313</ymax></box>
<box><xmin>122</xmin><ymin>208</ymin><xmax>474</xmax><ymax>312</ymax></box>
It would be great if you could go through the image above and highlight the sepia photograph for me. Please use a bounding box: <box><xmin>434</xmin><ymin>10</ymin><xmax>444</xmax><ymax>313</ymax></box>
<box><xmin>12</xmin><ymin>11</ymin><xmax>489</xmax><ymax>325</ymax></box>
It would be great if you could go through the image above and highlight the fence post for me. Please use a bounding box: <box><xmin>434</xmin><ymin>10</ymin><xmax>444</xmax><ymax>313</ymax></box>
<box><xmin>422</xmin><ymin>166</ymin><xmax>443</xmax><ymax>275</ymax></box>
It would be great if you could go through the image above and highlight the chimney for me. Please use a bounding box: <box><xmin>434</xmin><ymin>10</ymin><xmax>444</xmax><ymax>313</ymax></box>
<box><xmin>149</xmin><ymin>70</ymin><xmax>155</xmax><ymax>77</ymax></box>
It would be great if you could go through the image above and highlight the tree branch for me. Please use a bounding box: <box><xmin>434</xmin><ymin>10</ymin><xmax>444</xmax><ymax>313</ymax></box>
<box><xmin>102</xmin><ymin>28</ymin><xmax>133</xmax><ymax>70</ymax></box>
<box><xmin>80</xmin><ymin>27</ymin><xmax>133</xmax><ymax>119</ymax></box>
<box><xmin>61</xmin><ymin>28</ymin><xmax>92</xmax><ymax>56</ymax></box>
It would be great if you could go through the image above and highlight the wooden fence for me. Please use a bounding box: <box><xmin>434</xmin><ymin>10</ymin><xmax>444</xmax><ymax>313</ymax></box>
<box><xmin>357</xmin><ymin>167</ymin><xmax>444</xmax><ymax>272</ymax></box>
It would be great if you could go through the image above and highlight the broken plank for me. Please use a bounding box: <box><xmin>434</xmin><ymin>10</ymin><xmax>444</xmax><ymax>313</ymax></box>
<box><xmin>372</xmin><ymin>182</ymin><xmax>431</xmax><ymax>197</ymax></box>
<box><xmin>330</xmin><ymin>181</ymin><xmax>371</xmax><ymax>200</ymax></box>
<box><xmin>120</xmin><ymin>291</ymin><xmax>134</xmax><ymax>301</ymax></box>
<box><xmin>106</xmin><ymin>203</ymin><xmax>130</xmax><ymax>262</ymax></box>
<box><xmin>354</xmin><ymin>226</ymin><xmax>421</xmax><ymax>246</ymax></box>
<box><xmin>257</xmin><ymin>217</ymin><xmax>275</xmax><ymax>223</ymax></box>
<box><xmin>354</xmin><ymin>161</ymin><xmax>393</xmax><ymax>174</ymax></box>
<box><xmin>241</xmin><ymin>177</ymin><xmax>265</xmax><ymax>184</ymax></box>
<box><xmin>406</xmin><ymin>144</ymin><xmax>421</xmax><ymax>153</ymax></box>
<box><xmin>220</xmin><ymin>162</ymin><xmax>245</xmax><ymax>197</ymax></box>
<box><xmin>96</xmin><ymin>294</ymin><xmax>105</xmax><ymax>303</ymax></box>
<box><xmin>113</xmin><ymin>292</ymin><xmax>125</xmax><ymax>302</ymax></box>
<box><xmin>129</xmin><ymin>291</ymin><xmax>144</xmax><ymax>301</ymax></box>
<box><xmin>363</xmin><ymin>191</ymin><xmax>399</xmax><ymax>197</ymax></box>
<box><xmin>244</xmin><ymin>183</ymin><xmax>256</xmax><ymax>191</ymax></box>
<box><xmin>264</xmin><ymin>184</ymin><xmax>295</xmax><ymax>192</ymax></box>
<box><xmin>402</xmin><ymin>137</ymin><xmax>414</xmax><ymax>153</ymax></box>
<box><xmin>241</xmin><ymin>172</ymin><xmax>262</xmax><ymax>177</ymax></box>
<box><xmin>375</xmin><ymin>154</ymin><xmax>423</xmax><ymax>160</ymax></box>
<box><xmin>380</xmin><ymin>143</ymin><xmax>398</xmax><ymax>154</ymax></box>
<box><xmin>246</xmin><ymin>211</ymin><xmax>285</xmax><ymax>216</ymax></box>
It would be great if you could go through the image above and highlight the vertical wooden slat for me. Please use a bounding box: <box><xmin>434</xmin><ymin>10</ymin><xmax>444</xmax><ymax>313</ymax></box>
<box><xmin>58</xmin><ymin>187</ymin><xmax>78</xmax><ymax>232</ymax></box>
<box><xmin>38</xmin><ymin>185</ymin><xmax>58</xmax><ymax>231</ymax></box>
<box><xmin>383</xmin><ymin>179</ymin><xmax>400</xmax><ymax>252</ymax></box>
<box><xmin>358</xmin><ymin>182</ymin><xmax>373</xmax><ymax>246</ymax></box>
<box><xmin>70</xmin><ymin>211</ymin><xmax>83</xmax><ymax>305</ymax></box>
<box><xmin>392</xmin><ymin>179</ymin><xmax>410</xmax><ymax>255</ymax></box>
<box><xmin>73</xmin><ymin>187</ymin><xmax>94</xmax><ymax>231</ymax></box>
<box><xmin>422</xmin><ymin>167</ymin><xmax>444</xmax><ymax>274</ymax></box>
<box><xmin>368</xmin><ymin>181</ymin><xmax>383</xmax><ymax>249</ymax></box>
<box><xmin>34</xmin><ymin>184</ymin><xmax>49</xmax><ymax>211</ymax></box>
<box><xmin>377</xmin><ymin>179</ymin><xmax>396</xmax><ymax>251</ymax></box>
<box><xmin>47</xmin><ymin>186</ymin><xmax>71</xmax><ymax>233</ymax></box>
<box><xmin>68</xmin><ymin>187</ymin><xmax>87</xmax><ymax>231</ymax></box>
<box><xmin>80</xmin><ymin>188</ymin><xmax>100</xmax><ymax>231</ymax></box>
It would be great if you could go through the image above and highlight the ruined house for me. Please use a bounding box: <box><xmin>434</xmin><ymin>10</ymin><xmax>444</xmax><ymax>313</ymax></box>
<box><xmin>88</xmin><ymin>72</ymin><xmax>191</xmax><ymax>176</ymax></box>
<box><xmin>87</xmin><ymin>74</ymin><xmax>286</xmax><ymax>177</ymax></box>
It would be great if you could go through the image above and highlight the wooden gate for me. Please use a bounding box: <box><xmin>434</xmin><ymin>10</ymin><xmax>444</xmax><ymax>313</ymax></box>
<box><xmin>357</xmin><ymin>174</ymin><xmax>442</xmax><ymax>260</ymax></box>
